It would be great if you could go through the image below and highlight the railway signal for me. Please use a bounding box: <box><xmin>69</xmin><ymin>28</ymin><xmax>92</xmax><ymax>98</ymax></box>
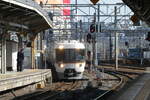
<box><xmin>87</xmin><ymin>33</ymin><xmax>92</xmax><ymax>43</ymax></box>
<box><xmin>130</xmin><ymin>14</ymin><xmax>140</xmax><ymax>26</ymax></box>
<box><xmin>146</xmin><ymin>32</ymin><xmax>150</xmax><ymax>41</ymax></box>
<box><xmin>125</xmin><ymin>41</ymin><xmax>129</xmax><ymax>47</ymax></box>
<box><xmin>90</xmin><ymin>0</ymin><xmax>99</xmax><ymax>5</ymax></box>
<box><xmin>90</xmin><ymin>24</ymin><xmax>96</xmax><ymax>33</ymax></box>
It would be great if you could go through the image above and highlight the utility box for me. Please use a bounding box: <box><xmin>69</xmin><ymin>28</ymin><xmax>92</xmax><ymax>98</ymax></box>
<box><xmin>6</xmin><ymin>41</ymin><xmax>18</xmax><ymax>71</ymax></box>
<box><xmin>128</xmin><ymin>48</ymin><xmax>142</xmax><ymax>59</ymax></box>
<box><xmin>144</xmin><ymin>51</ymin><xmax>150</xmax><ymax>59</ymax></box>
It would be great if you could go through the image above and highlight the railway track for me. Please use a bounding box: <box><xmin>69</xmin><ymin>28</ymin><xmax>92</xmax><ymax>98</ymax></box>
<box><xmin>98</xmin><ymin>65</ymin><xmax>144</xmax><ymax>79</ymax></box>
<box><xmin>93</xmin><ymin>66</ymin><xmax>142</xmax><ymax>100</ymax></box>
<box><xmin>63</xmin><ymin>70</ymin><xmax>124</xmax><ymax>100</ymax></box>
<box><xmin>100</xmin><ymin>63</ymin><xmax>145</xmax><ymax>70</ymax></box>
<box><xmin>13</xmin><ymin>81</ymin><xmax>80</xmax><ymax>100</ymax></box>
<box><xmin>45</xmin><ymin>81</ymin><xmax>81</xmax><ymax>100</ymax></box>
<box><xmin>64</xmin><ymin>69</ymin><xmax>125</xmax><ymax>100</ymax></box>
<box><xmin>94</xmin><ymin>72</ymin><xmax>123</xmax><ymax>100</ymax></box>
<box><xmin>12</xmin><ymin>68</ymin><xmax>133</xmax><ymax>100</ymax></box>
<box><xmin>98</xmin><ymin>65</ymin><xmax>145</xmax><ymax>73</ymax></box>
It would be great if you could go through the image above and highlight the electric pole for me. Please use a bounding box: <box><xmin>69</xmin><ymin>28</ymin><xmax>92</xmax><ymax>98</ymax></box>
<box><xmin>114</xmin><ymin>6</ymin><xmax>118</xmax><ymax>70</ymax></box>
<box><xmin>75</xmin><ymin>0</ymin><xmax>78</xmax><ymax>40</ymax></box>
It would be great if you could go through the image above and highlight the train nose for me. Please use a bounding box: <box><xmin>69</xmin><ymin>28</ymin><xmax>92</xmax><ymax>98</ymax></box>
<box><xmin>64</xmin><ymin>69</ymin><xmax>81</xmax><ymax>77</ymax></box>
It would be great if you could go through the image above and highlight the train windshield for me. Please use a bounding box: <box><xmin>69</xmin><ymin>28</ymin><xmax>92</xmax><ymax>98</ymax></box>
<box><xmin>56</xmin><ymin>49</ymin><xmax>85</xmax><ymax>63</ymax></box>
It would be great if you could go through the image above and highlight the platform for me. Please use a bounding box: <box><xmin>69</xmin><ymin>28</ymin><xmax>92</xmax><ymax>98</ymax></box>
<box><xmin>0</xmin><ymin>69</ymin><xmax>52</xmax><ymax>92</ymax></box>
<box><xmin>114</xmin><ymin>73</ymin><xmax>150</xmax><ymax>100</ymax></box>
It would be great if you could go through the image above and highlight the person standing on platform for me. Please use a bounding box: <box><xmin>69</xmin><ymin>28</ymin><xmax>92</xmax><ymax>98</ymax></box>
<box><xmin>17</xmin><ymin>48</ymin><xmax>24</xmax><ymax>72</ymax></box>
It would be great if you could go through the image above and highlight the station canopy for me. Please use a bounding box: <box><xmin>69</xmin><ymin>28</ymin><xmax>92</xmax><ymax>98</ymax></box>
<box><xmin>123</xmin><ymin>0</ymin><xmax>150</xmax><ymax>26</ymax></box>
<box><xmin>0</xmin><ymin>0</ymin><xmax>53</xmax><ymax>34</ymax></box>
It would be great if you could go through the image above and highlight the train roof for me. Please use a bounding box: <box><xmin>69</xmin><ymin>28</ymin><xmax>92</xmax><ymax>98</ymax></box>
<box><xmin>55</xmin><ymin>40</ymin><xmax>85</xmax><ymax>49</ymax></box>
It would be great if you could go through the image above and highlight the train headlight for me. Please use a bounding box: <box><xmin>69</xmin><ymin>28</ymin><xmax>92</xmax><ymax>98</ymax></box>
<box><xmin>58</xmin><ymin>45</ymin><xmax>64</xmax><ymax>50</ymax></box>
<box><xmin>76</xmin><ymin>63</ymin><xmax>82</xmax><ymax>67</ymax></box>
<box><xmin>60</xmin><ymin>64</ymin><xmax>64</xmax><ymax>68</ymax></box>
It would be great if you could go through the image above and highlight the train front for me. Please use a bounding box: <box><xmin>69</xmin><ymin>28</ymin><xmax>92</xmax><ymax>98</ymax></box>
<box><xmin>55</xmin><ymin>42</ymin><xmax>86</xmax><ymax>79</ymax></box>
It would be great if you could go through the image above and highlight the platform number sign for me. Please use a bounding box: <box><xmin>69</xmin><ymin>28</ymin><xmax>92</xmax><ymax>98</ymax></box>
<box><xmin>90</xmin><ymin>0</ymin><xmax>99</xmax><ymax>5</ymax></box>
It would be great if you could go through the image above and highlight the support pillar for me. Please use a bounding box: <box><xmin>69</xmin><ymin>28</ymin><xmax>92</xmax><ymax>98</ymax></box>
<box><xmin>40</xmin><ymin>32</ymin><xmax>43</xmax><ymax>69</ymax></box>
<box><xmin>31</xmin><ymin>40</ymin><xmax>35</xmax><ymax>69</ymax></box>
<box><xmin>17</xmin><ymin>35</ymin><xmax>23</xmax><ymax>51</ymax></box>
<box><xmin>1</xmin><ymin>36</ymin><xmax>6</xmax><ymax>74</ymax></box>
<box><xmin>0</xmin><ymin>35</ymin><xmax>2</xmax><ymax>73</ymax></box>
<box><xmin>109</xmin><ymin>33</ymin><xmax>112</xmax><ymax>62</ymax></box>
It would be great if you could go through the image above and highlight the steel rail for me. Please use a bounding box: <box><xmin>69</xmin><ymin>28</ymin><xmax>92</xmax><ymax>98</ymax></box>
<box><xmin>94</xmin><ymin>71</ymin><xmax>123</xmax><ymax>100</ymax></box>
<box><xmin>42</xmin><ymin>81</ymin><xmax>80</xmax><ymax>100</ymax></box>
<box><xmin>16</xmin><ymin>82</ymin><xmax>66</xmax><ymax>100</ymax></box>
<box><xmin>15</xmin><ymin>82</ymin><xmax>79</xmax><ymax>100</ymax></box>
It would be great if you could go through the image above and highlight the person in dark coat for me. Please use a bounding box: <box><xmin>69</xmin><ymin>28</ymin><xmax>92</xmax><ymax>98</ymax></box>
<box><xmin>17</xmin><ymin>49</ymin><xmax>24</xmax><ymax>72</ymax></box>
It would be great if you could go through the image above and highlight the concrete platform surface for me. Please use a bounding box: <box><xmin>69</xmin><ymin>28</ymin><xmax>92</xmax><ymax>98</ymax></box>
<box><xmin>115</xmin><ymin>73</ymin><xmax>150</xmax><ymax>100</ymax></box>
<box><xmin>0</xmin><ymin>69</ymin><xmax>52</xmax><ymax>92</ymax></box>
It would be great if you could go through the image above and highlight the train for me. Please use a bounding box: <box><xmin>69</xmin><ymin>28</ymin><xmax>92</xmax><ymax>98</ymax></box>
<box><xmin>46</xmin><ymin>40</ymin><xmax>86</xmax><ymax>80</ymax></box>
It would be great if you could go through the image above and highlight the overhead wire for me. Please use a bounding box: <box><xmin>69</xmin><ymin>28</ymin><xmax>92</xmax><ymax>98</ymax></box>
<box><xmin>44</xmin><ymin>3</ymin><xmax>88</xmax><ymax>37</ymax></box>
<box><xmin>46</xmin><ymin>0</ymin><xmax>132</xmax><ymax>37</ymax></box>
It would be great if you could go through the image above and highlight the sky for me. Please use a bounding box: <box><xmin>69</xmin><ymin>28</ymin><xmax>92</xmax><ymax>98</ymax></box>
<box><xmin>69</xmin><ymin>0</ymin><xmax>132</xmax><ymax>23</ymax></box>
<box><xmin>41</xmin><ymin>0</ymin><xmax>132</xmax><ymax>24</ymax></box>
<box><xmin>71</xmin><ymin>0</ymin><xmax>123</xmax><ymax>4</ymax></box>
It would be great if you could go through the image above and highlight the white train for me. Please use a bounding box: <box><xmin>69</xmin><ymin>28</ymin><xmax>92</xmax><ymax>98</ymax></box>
<box><xmin>46</xmin><ymin>40</ymin><xmax>86</xmax><ymax>80</ymax></box>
